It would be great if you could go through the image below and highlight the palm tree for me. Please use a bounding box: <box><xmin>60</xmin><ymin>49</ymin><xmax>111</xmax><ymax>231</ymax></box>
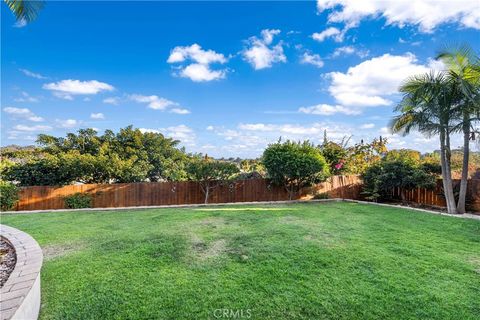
<box><xmin>437</xmin><ymin>45</ymin><xmax>480</xmax><ymax>213</ymax></box>
<box><xmin>390</xmin><ymin>72</ymin><xmax>459</xmax><ymax>214</ymax></box>
<box><xmin>4</xmin><ymin>0</ymin><xmax>45</xmax><ymax>24</ymax></box>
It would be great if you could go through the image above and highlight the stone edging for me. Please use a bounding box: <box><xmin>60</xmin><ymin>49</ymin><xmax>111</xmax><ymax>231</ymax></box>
<box><xmin>0</xmin><ymin>224</ymin><xmax>43</xmax><ymax>320</ymax></box>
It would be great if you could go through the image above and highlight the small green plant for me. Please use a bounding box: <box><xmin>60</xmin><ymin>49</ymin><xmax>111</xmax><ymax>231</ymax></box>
<box><xmin>64</xmin><ymin>193</ymin><xmax>92</xmax><ymax>209</ymax></box>
<box><xmin>0</xmin><ymin>181</ymin><xmax>19</xmax><ymax>211</ymax></box>
<box><xmin>313</xmin><ymin>192</ymin><xmax>329</xmax><ymax>200</ymax></box>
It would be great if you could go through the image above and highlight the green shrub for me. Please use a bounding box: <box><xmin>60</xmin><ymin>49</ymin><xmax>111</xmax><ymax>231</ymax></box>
<box><xmin>64</xmin><ymin>193</ymin><xmax>92</xmax><ymax>209</ymax></box>
<box><xmin>362</xmin><ymin>159</ymin><xmax>436</xmax><ymax>202</ymax></box>
<box><xmin>313</xmin><ymin>192</ymin><xmax>329</xmax><ymax>200</ymax></box>
<box><xmin>0</xmin><ymin>181</ymin><xmax>19</xmax><ymax>211</ymax></box>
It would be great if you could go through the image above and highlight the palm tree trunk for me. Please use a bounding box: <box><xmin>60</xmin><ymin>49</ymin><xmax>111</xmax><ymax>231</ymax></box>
<box><xmin>457</xmin><ymin>116</ymin><xmax>470</xmax><ymax>214</ymax></box>
<box><xmin>440</xmin><ymin>130</ymin><xmax>457</xmax><ymax>214</ymax></box>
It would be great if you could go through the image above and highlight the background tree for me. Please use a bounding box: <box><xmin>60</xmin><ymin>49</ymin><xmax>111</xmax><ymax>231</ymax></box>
<box><xmin>186</xmin><ymin>157</ymin><xmax>239</xmax><ymax>204</ymax></box>
<box><xmin>437</xmin><ymin>45</ymin><xmax>480</xmax><ymax>213</ymax></box>
<box><xmin>262</xmin><ymin>140</ymin><xmax>329</xmax><ymax>200</ymax></box>
<box><xmin>343</xmin><ymin>137</ymin><xmax>387</xmax><ymax>174</ymax></box>
<box><xmin>5</xmin><ymin>126</ymin><xmax>189</xmax><ymax>185</ymax></box>
<box><xmin>319</xmin><ymin>141</ymin><xmax>347</xmax><ymax>175</ymax></box>
<box><xmin>391</xmin><ymin>72</ymin><xmax>459</xmax><ymax>214</ymax></box>
<box><xmin>384</xmin><ymin>149</ymin><xmax>421</xmax><ymax>165</ymax></box>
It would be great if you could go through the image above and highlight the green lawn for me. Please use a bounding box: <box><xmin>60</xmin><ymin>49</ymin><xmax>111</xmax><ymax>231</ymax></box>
<box><xmin>2</xmin><ymin>202</ymin><xmax>480</xmax><ymax>320</ymax></box>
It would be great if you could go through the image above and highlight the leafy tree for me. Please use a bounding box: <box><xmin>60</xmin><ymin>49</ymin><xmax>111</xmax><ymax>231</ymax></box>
<box><xmin>7</xmin><ymin>126</ymin><xmax>189</xmax><ymax>185</ymax></box>
<box><xmin>5</xmin><ymin>155</ymin><xmax>75</xmax><ymax>186</ymax></box>
<box><xmin>320</xmin><ymin>141</ymin><xmax>347</xmax><ymax>175</ymax></box>
<box><xmin>186</xmin><ymin>157</ymin><xmax>239</xmax><ymax>204</ymax></box>
<box><xmin>344</xmin><ymin>137</ymin><xmax>388</xmax><ymax>174</ymax></box>
<box><xmin>262</xmin><ymin>140</ymin><xmax>329</xmax><ymax>200</ymax></box>
<box><xmin>384</xmin><ymin>149</ymin><xmax>421</xmax><ymax>166</ymax></box>
<box><xmin>363</xmin><ymin>159</ymin><xmax>436</xmax><ymax>202</ymax></box>
<box><xmin>436</xmin><ymin>45</ymin><xmax>480</xmax><ymax>213</ymax></box>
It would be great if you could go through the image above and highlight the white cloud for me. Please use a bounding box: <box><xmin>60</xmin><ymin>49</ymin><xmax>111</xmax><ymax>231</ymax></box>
<box><xmin>170</xmin><ymin>108</ymin><xmax>191</xmax><ymax>114</ymax></box>
<box><xmin>327</xmin><ymin>53</ymin><xmax>442</xmax><ymax>107</ymax></box>
<box><xmin>311</xmin><ymin>27</ymin><xmax>343</xmax><ymax>42</ymax></box>
<box><xmin>3</xmin><ymin>107</ymin><xmax>44</xmax><ymax>122</ymax></box>
<box><xmin>19</xmin><ymin>68</ymin><xmax>47</xmax><ymax>79</ymax></box>
<box><xmin>129</xmin><ymin>94</ymin><xmax>177</xmax><ymax>110</ymax></box>
<box><xmin>317</xmin><ymin>0</ymin><xmax>480</xmax><ymax>32</ymax></box>
<box><xmin>7</xmin><ymin>131</ymin><xmax>36</xmax><ymax>141</ymax></box>
<box><xmin>129</xmin><ymin>94</ymin><xmax>190</xmax><ymax>114</ymax></box>
<box><xmin>238</xmin><ymin>122</ymin><xmax>353</xmax><ymax>137</ymax></box>
<box><xmin>206</xmin><ymin>125</ymin><xmax>214</xmax><ymax>131</ymax></box>
<box><xmin>332</xmin><ymin>46</ymin><xmax>369</xmax><ymax>58</ymax></box>
<box><xmin>53</xmin><ymin>92</ymin><xmax>74</xmax><ymax>100</ymax></box>
<box><xmin>260</xmin><ymin>29</ymin><xmax>281</xmax><ymax>45</ymax></box>
<box><xmin>298</xmin><ymin>104</ymin><xmax>360</xmax><ymax>116</ymax></box>
<box><xmin>14</xmin><ymin>91</ymin><xmax>39</xmax><ymax>103</ymax></box>
<box><xmin>56</xmin><ymin>119</ymin><xmax>79</xmax><ymax>128</ymax></box>
<box><xmin>300</xmin><ymin>52</ymin><xmax>324</xmax><ymax>68</ymax></box>
<box><xmin>161</xmin><ymin>125</ymin><xmax>196</xmax><ymax>146</ymax></box>
<box><xmin>167</xmin><ymin>43</ymin><xmax>226</xmax><ymax>64</ymax></box>
<box><xmin>90</xmin><ymin>113</ymin><xmax>105</xmax><ymax>119</ymax></box>
<box><xmin>43</xmin><ymin>80</ymin><xmax>114</xmax><ymax>99</ymax></box>
<box><xmin>13</xmin><ymin>19</ymin><xmax>27</xmax><ymax>28</ymax></box>
<box><xmin>204</xmin><ymin>120</ymin><xmax>471</xmax><ymax>158</ymax></box>
<box><xmin>179</xmin><ymin>63</ymin><xmax>226</xmax><ymax>82</ymax></box>
<box><xmin>13</xmin><ymin>124</ymin><xmax>52</xmax><ymax>132</ymax></box>
<box><xmin>139</xmin><ymin>128</ymin><xmax>161</xmax><ymax>134</ymax></box>
<box><xmin>243</xmin><ymin>29</ymin><xmax>286</xmax><ymax>70</ymax></box>
<box><xmin>103</xmin><ymin>97</ymin><xmax>120</xmax><ymax>105</ymax></box>
<box><xmin>360</xmin><ymin>123</ymin><xmax>375</xmax><ymax>129</ymax></box>
<box><xmin>167</xmin><ymin>44</ymin><xmax>227</xmax><ymax>82</ymax></box>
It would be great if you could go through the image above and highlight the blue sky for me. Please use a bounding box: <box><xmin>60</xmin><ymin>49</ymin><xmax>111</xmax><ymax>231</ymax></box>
<box><xmin>2</xmin><ymin>1</ymin><xmax>479</xmax><ymax>157</ymax></box>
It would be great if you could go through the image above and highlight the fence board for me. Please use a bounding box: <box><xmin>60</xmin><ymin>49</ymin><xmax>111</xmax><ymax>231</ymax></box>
<box><xmin>392</xmin><ymin>179</ymin><xmax>480</xmax><ymax>213</ymax></box>
<box><xmin>12</xmin><ymin>176</ymin><xmax>363</xmax><ymax>211</ymax></box>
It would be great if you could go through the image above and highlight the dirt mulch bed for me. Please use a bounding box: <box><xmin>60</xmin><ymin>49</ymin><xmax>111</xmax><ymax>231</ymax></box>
<box><xmin>0</xmin><ymin>236</ymin><xmax>16</xmax><ymax>288</ymax></box>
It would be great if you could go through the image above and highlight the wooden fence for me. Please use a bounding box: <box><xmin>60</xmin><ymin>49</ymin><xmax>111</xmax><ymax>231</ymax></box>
<box><xmin>12</xmin><ymin>175</ymin><xmax>363</xmax><ymax>211</ymax></box>
<box><xmin>391</xmin><ymin>179</ymin><xmax>480</xmax><ymax>213</ymax></box>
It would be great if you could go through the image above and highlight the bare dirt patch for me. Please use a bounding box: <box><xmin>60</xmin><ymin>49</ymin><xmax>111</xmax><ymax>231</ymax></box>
<box><xmin>197</xmin><ymin>217</ymin><xmax>226</xmax><ymax>229</ymax></box>
<box><xmin>43</xmin><ymin>242</ymin><xmax>85</xmax><ymax>261</ymax></box>
<box><xmin>468</xmin><ymin>257</ymin><xmax>480</xmax><ymax>274</ymax></box>
<box><xmin>278</xmin><ymin>215</ymin><xmax>305</xmax><ymax>225</ymax></box>
<box><xmin>190</xmin><ymin>233</ymin><xmax>227</xmax><ymax>262</ymax></box>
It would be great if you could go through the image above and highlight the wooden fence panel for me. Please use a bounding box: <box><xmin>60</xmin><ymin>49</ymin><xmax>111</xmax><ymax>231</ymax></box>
<box><xmin>12</xmin><ymin>175</ymin><xmax>363</xmax><ymax>211</ymax></box>
<box><xmin>392</xmin><ymin>179</ymin><xmax>480</xmax><ymax>213</ymax></box>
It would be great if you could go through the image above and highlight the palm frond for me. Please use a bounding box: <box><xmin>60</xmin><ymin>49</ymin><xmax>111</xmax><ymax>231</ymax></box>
<box><xmin>4</xmin><ymin>0</ymin><xmax>45</xmax><ymax>23</ymax></box>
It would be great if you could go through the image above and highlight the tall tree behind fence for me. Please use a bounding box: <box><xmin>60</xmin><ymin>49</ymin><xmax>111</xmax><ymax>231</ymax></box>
<box><xmin>391</xmin><ymin>179</ymin><xmax>480</xmax><ymax>212</ymax></box>
<box><xmin>13</xmin><ymin>175</ymin><xmax>363</xmax><ymax>211</ymax></box>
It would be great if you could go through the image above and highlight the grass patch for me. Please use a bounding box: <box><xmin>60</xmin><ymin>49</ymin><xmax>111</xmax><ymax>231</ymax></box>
<box><xmin>2</xmin><ymin>202</ymin><xmax>480</xmax><ymax>319</ymax></box>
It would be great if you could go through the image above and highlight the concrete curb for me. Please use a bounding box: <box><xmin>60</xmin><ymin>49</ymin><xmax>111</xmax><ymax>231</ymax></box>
<box><xmin>342</xmin><ymin>199</ymin><xmax>480</xmax><ymax>220</ymax></box>
<box><xmin>0</xmin><ymin>225</ymin><xmax>43</xmax><ymax>320</ymax></box>
<box><xmin>1</xmin><ymin>198</ymin><xmax>479</xmax><ymax>220</ymax></box>
<box><xmin>0</xmin><ymin>198</ymin><xmax>341</xmax><ymax>215</ymax></box>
